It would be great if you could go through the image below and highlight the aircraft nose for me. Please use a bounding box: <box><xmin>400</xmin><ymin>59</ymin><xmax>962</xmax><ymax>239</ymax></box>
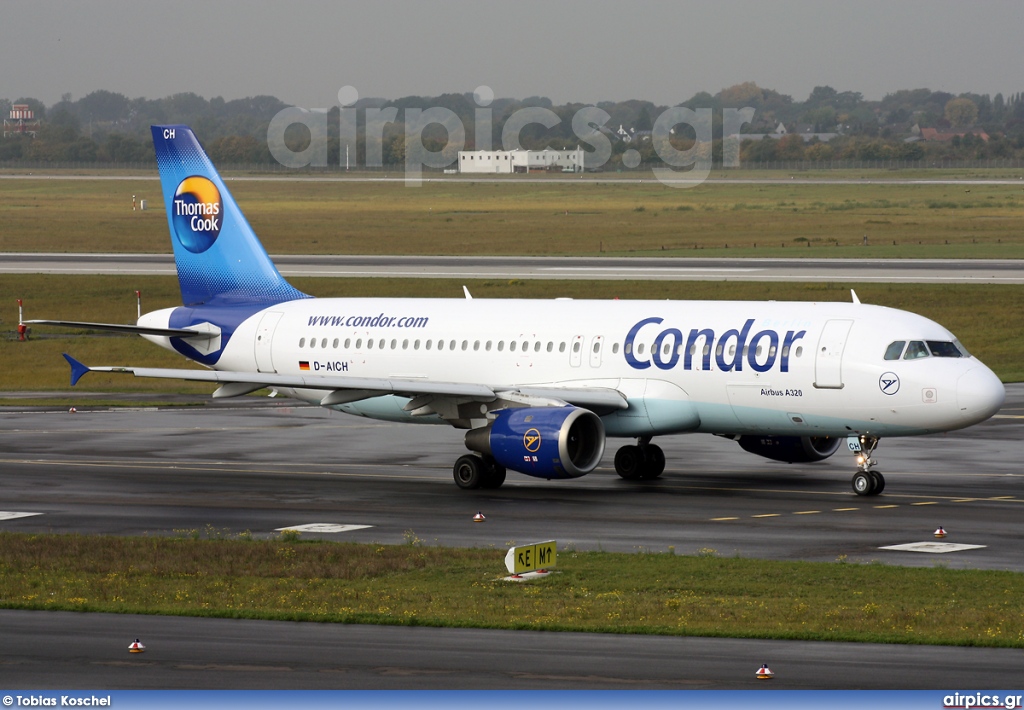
<box><xmin>956</xmin><ymin>365</ymin><xmax>1005</xmax><ymax>424</ymax></box>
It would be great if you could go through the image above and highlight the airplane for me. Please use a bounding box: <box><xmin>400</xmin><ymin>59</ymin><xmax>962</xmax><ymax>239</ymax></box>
<box><xmin>31</xmin><ymin>125</ymin><xmax>1006</xmax><ymax>497</ymax></box>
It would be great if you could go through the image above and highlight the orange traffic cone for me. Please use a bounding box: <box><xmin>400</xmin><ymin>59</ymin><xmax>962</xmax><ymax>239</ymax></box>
<box><xmin>756</xmin><ymin>663</ymin><xmax>774</xmax><ymax>679</ymax></box>
<box><xmin>128</xmin><ymin>638</ymin><xmax>146</xmax><ymax>653</ymax></box>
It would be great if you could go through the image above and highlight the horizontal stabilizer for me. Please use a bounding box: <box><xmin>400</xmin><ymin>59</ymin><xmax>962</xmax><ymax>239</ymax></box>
<box><xmin>28</xmin><ymin>320</ymin><xmax>216</xmax><ymax>339</ymax></box>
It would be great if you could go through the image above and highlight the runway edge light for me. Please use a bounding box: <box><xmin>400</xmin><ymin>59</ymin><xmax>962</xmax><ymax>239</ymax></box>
<box><xmin>934</xmin><ymin>526</ymin><xmax>947</xmax><ymax>538</ymax></box>
<box><xmin>756</xmin><ymin>663</ymin><xmax>774</xmax><ymax>679</ymax></box>
<box><xmin>128</xmin><ymin>639</ymin><xmax>145</xmax><ymax>653</ymax></box>
<box><xmin>473</xmin><ymin>512</ymin><xmax>486</xmax><ymax>522</ymax></box>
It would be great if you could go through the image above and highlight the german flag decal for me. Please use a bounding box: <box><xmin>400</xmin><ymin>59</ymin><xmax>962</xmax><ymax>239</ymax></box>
<box><xmin>299</xmin><ymin>361</ymin><xmax>310</xmax><ymax>371</ymax></box>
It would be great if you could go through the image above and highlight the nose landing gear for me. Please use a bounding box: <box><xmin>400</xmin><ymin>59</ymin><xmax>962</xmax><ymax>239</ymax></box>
<box><xmin>851</xmin><ymin>435</ymin><xmax>884</xmax><ymax>496</ymax></box>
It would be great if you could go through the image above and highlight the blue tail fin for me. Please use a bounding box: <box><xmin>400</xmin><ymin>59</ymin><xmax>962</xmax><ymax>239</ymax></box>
<box><xmin>151</xmin><ymin>125</ymin><xmax>307</xmax><ymax>307</ymax></box>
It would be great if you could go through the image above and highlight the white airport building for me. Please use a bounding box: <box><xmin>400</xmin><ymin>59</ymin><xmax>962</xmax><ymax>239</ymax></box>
<box><xmin>458</xmin><ymin>147</ymin><xmax>584</xmax><ymax>174</ymax></box>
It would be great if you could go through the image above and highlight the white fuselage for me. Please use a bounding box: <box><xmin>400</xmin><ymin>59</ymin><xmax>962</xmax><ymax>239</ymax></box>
<box><xmin>141</xmin><ymin>297</ymin><xmax>1005</xmax><ymax>439</ymax></box>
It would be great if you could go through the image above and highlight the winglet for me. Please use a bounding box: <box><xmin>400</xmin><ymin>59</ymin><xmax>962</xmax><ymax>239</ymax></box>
<box><xmin>63</xmin><ymin>353</ymin><xmax>91</xmax><ymax>387</ymax></box>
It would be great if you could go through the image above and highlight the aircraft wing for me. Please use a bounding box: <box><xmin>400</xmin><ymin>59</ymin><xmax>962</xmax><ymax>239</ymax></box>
<box><xmin>62</xmin><ymin>354</ymin><xmax>627</xmax><ymax>411</ymax></box>
<box><xmin>28</xmin><ymin>320</ymin><xmax>216</xmax><ymax>339</ymax></box>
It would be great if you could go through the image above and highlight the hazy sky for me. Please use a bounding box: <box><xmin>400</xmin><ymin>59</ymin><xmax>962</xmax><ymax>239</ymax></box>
<box><xmin>2</xmin><ymin>0</ymin><xmax>1020</xmax><ymax>108</ymax></box>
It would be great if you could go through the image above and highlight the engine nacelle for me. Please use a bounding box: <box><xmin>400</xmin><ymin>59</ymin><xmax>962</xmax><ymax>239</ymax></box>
<box><xmin>737</xmin><ymin>435</ymin><xmax>842</xmax><ymax>463</ymax></box>
<box><xmin>465</xmin><ymin>407</ymin><xmax>606</xmax><ymax>479</ymax></box>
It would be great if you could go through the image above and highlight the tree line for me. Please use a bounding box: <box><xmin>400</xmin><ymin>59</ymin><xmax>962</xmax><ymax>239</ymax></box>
<box><xmin>3</xmin><ymin>83</ymin><xmax>1024</xmax><ymax>166</ymax></box>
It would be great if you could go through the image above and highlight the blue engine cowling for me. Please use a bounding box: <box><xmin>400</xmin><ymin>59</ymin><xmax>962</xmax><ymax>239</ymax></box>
<box><xmin>737</xmin><ymin>435</ymin><xmax>842</xmax><ymax>463</ymax></box>
<box><xmin>465</xmin><ymin>407</ymin><xmax>606</xmax><ymax>479</ymax></box>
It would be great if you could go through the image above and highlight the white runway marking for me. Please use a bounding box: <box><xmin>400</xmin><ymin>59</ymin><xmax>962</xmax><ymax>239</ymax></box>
<box><xmin>879</xmin><ymin>542</ymin><xmax>986</xmax><ymax>553</ymax></box>
<box><xmin>275</xmin><ymin>523</ymin><xmax>372</xmax><ymax>533</ymax></box>
<box><xmin>0</xmin><ymin>512</ymin><xmax>43</xmax><ymax>521</ymax></box>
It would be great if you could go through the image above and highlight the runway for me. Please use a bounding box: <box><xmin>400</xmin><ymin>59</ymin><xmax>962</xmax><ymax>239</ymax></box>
<box><xmin>4</xmin><ymin>253</ymin><xmax>1024</xmax><ymax>283</ymax></box>
<box><xmin>0</xmin><ymin>387</ymin><xmax>1021</xmax><ymax>688</ymax></box>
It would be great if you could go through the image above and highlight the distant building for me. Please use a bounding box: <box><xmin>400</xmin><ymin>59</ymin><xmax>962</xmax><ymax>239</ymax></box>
<box><xmin>919</xmin><ymin>127</ymin><xmax>989</xmax><ymax>143</ymax></box>
<box><xmin>458</xmin><ymin>147</ymin><xmax>584</xmax><ymax>174</ymax></box>
<box><xmin>734</xmin><ymin>122</ymin><xmax>836</xmax><ymax>144</ymax></box>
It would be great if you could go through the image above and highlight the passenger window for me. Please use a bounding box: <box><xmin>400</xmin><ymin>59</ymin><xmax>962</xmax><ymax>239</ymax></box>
<box><xmin>637</xmin><ymin>343</ymin><xmax>644</xmax><ymax>355</ymax></box>
<box><xmin>299</xmin><ymin>338</ymin><xmax>305</xmax><ymax>348</ymax></box>
<box><xmin>462</xmin><ymin>340</ymin><xmax>468</xmax><ymax>351</ymax></box>
<box><xmin>795</xmin><ymin>346</ymin><xmax>803</xmax><ymax>357</ymax></box>
<box><xmin>510</xmin><ymin>341</ymin><xmax>517</xmax><ymax>352</ymax></box>
<box><xmin>391</xmin><ymin>339</ymin><xmax>397</xmax><ymax>349</ymax></box>
<box><xmin>573</xmin><ymin>341</ymin><xmax>581</xmax><ymax>353</ymax></box>
<box><xmin>310</xmin><ymin>339</ymin><xmax>317</xmax><ymax>349</ymax></box>
<box><xmin>534</xmin><ymin>341</ymin><xmax>541</xmax><ymax>352</ymax></box>
<box><xmin>378</xmin><ymin>339</ymin><xmax>384</xmax><ymax>349</ymax></box>
<box><xmin>451</xmin><ymin>340</ymin><xmax>457</xmax><ymax>350</ymax></box>
<box><xmin>927</xmin><ymin>341</ymin><xmax>962</xmax><ymax>358</ymax></box>
<box><xmin>611</xmin><ymin>343</ymin><xmax>619</xmax><ymax>354</ymax></box>
<box><xmin>402</xmin><ymin>339</ymin><xmax>408</xmax><ymax>350</ymax></box>
<box><xmin>414</xmin><ymin>339</ymin><xmax>420</xmax><ymax>350</ymax></box>
<box><xmin>344</xmin><ymin>338</ymin><xmax>351</xmax><ymax>349</ymax></box>
<box><xmin>547</xmin><ymin>342</ymin><xmax>554</xmax><ymax>353</ymax></box>
<box><xmin>333</xmin><ymin>338</ymin><xmax>339</xmax><ymax>349</ymax></box>
<box><xmin>321</xmin><ymin>338</ymin><xmax>328</xmax><ymax>349</ymax></box>
<box><xmin>437</xmin><ymin>340</ymin><xmax>444</xmax><ymax>351</ymax></box>
<box><xmin>904</xmin><ymin>341</ymin><xmax>929</xmax><ymax>360</ymax></box>
<box><xmin>367</xmin><ymin>339</ymin><xmax>373</xmax><ymax>350</ymax></box>
<box><xmin>594</xmin><ymin>342</ymin><xmax>601</xmax><ymax>354</ymax></box>
<box><xmin>355</xmin><ymin>339</ymin><xmax>362</xmax><ymax>349</ymax></box>
<box><xmin>486</xmin><ymin>341</ymin><xmax>492</xmax><ymax>351</ymax></box>
<box><xmin>522</xmin><ymin>341</ymin><xmax>528</xmax><ymax>351</ymax></box>
<box><xmin>426</xmin><ymin>340</ymin><xmax>432</xmax><ymax>350</ymax></box>
<box><xmin>498</xmin><ymin>341</ymin><xmax>504</xmax><ymax>352</ymax></box>
<box><xmin>474</xmin><ymin>340</ymin><xmax>480</xmax><ymax>351</ymax></box>
<box><xmin>884</xmin><ymin>341</ymin><xmax>905</xmax><ymax>360</ymax></box>
<box><xmin>559</xmin><ymin>342</ymin><xmax>566</xmax><ymax>353</ymax></box>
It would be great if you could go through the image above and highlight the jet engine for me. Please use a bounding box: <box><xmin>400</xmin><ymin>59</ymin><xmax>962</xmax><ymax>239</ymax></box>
<box><xmin>736</xmin><ymin>435</ymin><xmax>842</xmax><ymax>463</ymax></box>
<box><xmin>465</xmin><ymin>406</ymin><xmax>605</xmax><ymax>478</ymax></box>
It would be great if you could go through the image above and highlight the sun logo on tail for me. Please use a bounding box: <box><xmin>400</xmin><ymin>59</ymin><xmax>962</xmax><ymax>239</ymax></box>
<box><xmin>172</xmin><ymin>176</ymin><xmax>223</xmax><ymax>253</ymax></box>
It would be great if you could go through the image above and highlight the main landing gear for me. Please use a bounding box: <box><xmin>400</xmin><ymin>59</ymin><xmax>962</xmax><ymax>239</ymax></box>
<box><xmin>851</xmin><ymin>435</ymin><xmax>885</xmax><ymax>496</ymax></box>
<box><xmin>453</xmin><ymin>454</ymin><xmax>506</xmax><ymax>490</ymax></box>
<box><xmin>614</xmin><ymin>437</ymin><xmax>666</xmax><ymax>480</ymax></box>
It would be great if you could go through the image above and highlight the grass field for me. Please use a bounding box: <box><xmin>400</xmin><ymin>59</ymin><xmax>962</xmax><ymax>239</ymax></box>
<box><xmin>2</xmin><ymin>275</ymin><xmax>1022</xmax><ymax>401</ymax></box>
<box><xmin>1</xmin><ymin>176</ymin><xmax>1023</xmax><ymax>258</ymax></box>
<box><xmin>2</xmin><ymin>532</ymin><xmax>1022</xmax><ymax>647</ymax></box>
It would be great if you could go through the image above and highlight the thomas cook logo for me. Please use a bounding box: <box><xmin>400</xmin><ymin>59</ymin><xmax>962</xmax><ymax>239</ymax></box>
<box><xmin>523</xmin><ymin>428</ymin><xmax>542</xmax><ymax>453</ymax></box>
<box><xmin>172</xmin><ymin>176</ymin><xmax>222</xmax><ymax>253</ymax></box>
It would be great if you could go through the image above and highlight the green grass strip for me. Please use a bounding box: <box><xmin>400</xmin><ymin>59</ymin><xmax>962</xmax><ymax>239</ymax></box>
<box><xmin>2</xmin><ymin>532</ymin><xmax>1022</xmax><ymax>647</ymax></box>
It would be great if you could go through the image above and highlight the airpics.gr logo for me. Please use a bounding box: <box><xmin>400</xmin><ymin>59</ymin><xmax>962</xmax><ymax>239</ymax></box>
<box><xmin>172</xmin><ymin>176</ymin><xmax>222</xmax><ymax>253</ymax></box>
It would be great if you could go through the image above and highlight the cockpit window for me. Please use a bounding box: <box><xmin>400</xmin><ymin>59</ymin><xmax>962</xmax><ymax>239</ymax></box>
<box><xmin>884</xmin><ymin>341</ymin><xmax>905</xmax><ymax>360</ymax></box>
<box><xmin>927</xmin><ymin>340</ymin><xmax>964</xmax><ymax>358</ymax></box>
<box><xmin>903</xmin><ymin>341</ymin><xmax>929</xmax><ymax>360</ymax></box>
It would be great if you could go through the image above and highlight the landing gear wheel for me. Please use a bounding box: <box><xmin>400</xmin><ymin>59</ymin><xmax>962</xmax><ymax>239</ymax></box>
<box><xmin>869</xmin><ymin>470</ymin><xmax>885</xmax><ymax>495</ymax></box>
<box><xmin>614</xmin><ymin>445</ymin><xmax>644</xmax><ymax>480</ymax></box>
<box><xmin>481</xmin><ymin>458</ymin><xmax>506</xmax><ymax>489</ymax></box>
<box><xmin>641</xmin><ymin>444</ymin><xmax>666</xmax><ymax>480</ymax></box>
<box><xmin>454</xmin><ymin>454</ymin><xmax>485</xmax><ymax>490</ymax></box>
<box><xmin>852</xmin><ymin>471</ymin><xmax>874</xmax><ymax>496</ymax></box>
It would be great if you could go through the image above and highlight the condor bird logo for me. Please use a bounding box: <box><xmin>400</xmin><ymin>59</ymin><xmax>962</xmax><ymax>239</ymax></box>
<box><xmin>523</xmin><ymin>428</ymin><xmax>542</xmax><ymax>453</ymax></box>
<box><xmin>879</xmin><ymin>372</ymin><xmax>900</xmax><ymax>395</ymax></box>
<box><xmin>172</xmin><ymin>176</ymin><xmax>223</xmax><ymax>253</ymax></box>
